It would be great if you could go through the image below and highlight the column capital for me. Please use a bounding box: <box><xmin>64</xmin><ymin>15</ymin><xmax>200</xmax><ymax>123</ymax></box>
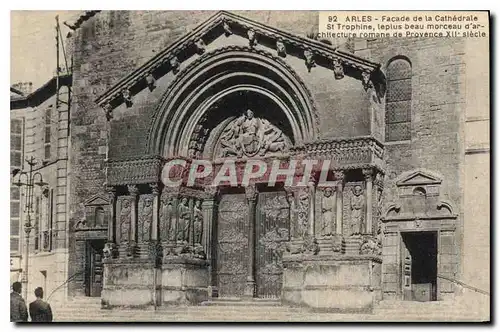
<box><xmin>107</xmin><ymin>186</ymin><xmax>116</xmax><ymax>197</ymax></box>
<box><xmin>333</xmin><ymin>170</ymin><xmax>345</xmax><ymax>181</ymax></box>
<box><xmin>245</xmin><ymin>184</ymin><xmax>258</xmax><ymax>202</ymax></box>
<box><xmin>204</xmin><ymin>185</ymin><xmax>219</xmax><ymax>199</ymax></box>
<box><xmin>150</xmin><ymin>183</ymin><xmax>160</xmax><ymax>196</ymax></box>
<box><xmin>362</xmin><ymin>168</ymin><xmax>374</xmax><ymax>179</ymax></box>
<box><xmin>127</xmin><ymin>184</ymin><xmax>139</xmax><ymax>196</ymax></box>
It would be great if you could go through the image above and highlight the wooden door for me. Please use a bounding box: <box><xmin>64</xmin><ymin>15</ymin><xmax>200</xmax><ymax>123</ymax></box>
<box><xmin>255</xmin><ymin>191</ymin><xmax>290</xmax><ymax>298</ymax></box>
<box><xmin>216</xmin><ymin>193</ymin><xmax>249</xmax><ymax>298</ymax></box>
<box><xmin>87</xmin><ymin>240</ymin><xmax>104</xmax><ymax>297</ymax></box>
<box><xmin>401</xmin><ymin>235</ymin><xmax>412</xmax><ymax>301</ymax></box>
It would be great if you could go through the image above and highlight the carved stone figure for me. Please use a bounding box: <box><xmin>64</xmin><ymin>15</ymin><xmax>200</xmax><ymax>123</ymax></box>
<box><xmin>360</xmin><ymin>236</ymin><xmax>381</xmax><ymax>255</ymax></box>
<box><xmin>247</xmin><ymin>29</ymin><xmax>257</xmax><ymax>47</ymax></box>
<box><xmin>140</xmin><ymin>196</ymin><xmax>153</xmax><ymax>242</ymax></box>
<box><xmin>333</xmin><ymin>58</ymin><xmax>344</xmax><ymax>79</ymax></box>
<box><xmin>161</xmin><ymin>197</ymin><xmax>175</xmax><ymax>242</ymax></box>
<box><xmin>304</xmin><ymin>49</ymin><xmax>316</xmax><ymax>72</ymax></box>
<box><xmin>193</xmin><ymin>199</ymin><xmax>203</xmax><ymax>245</ymax></box>
<box><xmin>145</xmin><ymin>74</ymin><xmax>156</xmax><ymax>91</ymax></box>
<box><xmin>223</xmin><ymin>20</ymin><xmax>232</xmax><ymax>36</ymax></box>
<box><xmin>296</xmin><ymin>189</ymin><xmax>310</xmax><ymax>239</ymax></box>
<box><xmin>194</xmin><ymin>38</ymin><xmax>206</xmax><ymax>54</ymax></box>
<box><xmin>276</xmin><ymin>39</ymin><xmax>286</xmax><ymax>57</ymax></box>
<box><xmin>362</xmin><ymin>71</ymin><xmax>372</xmax><ymax>90</ymax></box>
<box><xmin>119</xmin><ymin>199</ymin><xmax>131</xmax><ymax>244</ymax></box>
<box><xmin>218</xmin><ymin>109</ymin><xmax>289</xmax><ymax>158</ymax></box>
<box><xmin>350</xmin><ymin>185</ymin><xmax>365</xmax><ymax>235</ymax></box>
<box><xmin>122</xmin><ymin>89</ymin><xmax>132</xmax><ymax>107</ymax></box>
<box><xmin>177</xmin><ymin>197</ymin><xmax>191</xmax><ymax>243</ymax></box>
<box><xmin>170</xmin><ymin>56</ymin><xmax>180</xmax><ymax>74</ymax></box>
<box><xmin>321</xmin><ymin>187</ymin><xmax>335</xmax><ymax>236</ymax></box>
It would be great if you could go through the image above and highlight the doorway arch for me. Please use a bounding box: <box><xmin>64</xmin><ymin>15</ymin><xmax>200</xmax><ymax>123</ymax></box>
<box><xmin>146</xmin><ymin>46</ymin><xmax>319</xmax><ymax>158</ymax></box>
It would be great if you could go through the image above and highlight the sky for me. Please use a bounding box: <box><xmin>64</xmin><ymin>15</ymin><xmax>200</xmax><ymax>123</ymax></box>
<box><xmin>11</xmin><ymin>11</ymin><xmax>77</xmax><ymax>90</ymax></box>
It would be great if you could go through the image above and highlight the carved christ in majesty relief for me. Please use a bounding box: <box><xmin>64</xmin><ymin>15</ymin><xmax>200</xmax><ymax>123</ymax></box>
<box><xmin>219</xmin><ymin>109</ymin><xmax>288</xmax><ymax>158</ymax></box>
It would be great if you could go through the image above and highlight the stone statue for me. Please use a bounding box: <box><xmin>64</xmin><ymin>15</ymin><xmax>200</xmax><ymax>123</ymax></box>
<box><xmin>239</xmin><ymin>109</ymin><xmax>261</xmax><ymax>156</ymax></box>
<box><xmin>177</xmin><ymin>197</ymin><xmax>191</xmax><ymax>243</ymax></box>
<box><xmin>193</xmin><ymin>199</ymin><xmax>203</xmax><ymax>245</ymax></box>
<box><xmin>218</xmin><ymin>109</ymin><xmax>289</xmax><ymax>158</ymax></box>
<box><xmin>161</xmin><ymin>197</ymin><xmax>175</xmax><ymax>241</ymax></box>
<box><xmin>350</xmin><ymin>185</ymin><xmax>365</xmax><ymax>235</ymax></box>
<box><xmin>296</xmin><ymin>189</ymin><xmax>310</xmax><ymax>239</ymax></box>
<box><xmin>321</xmin><ymin>187</ymin><xmax>335</xmax><ymax>236</ymax></box>
<box><xmin>119</xmin><ymin>199</ymin><xmax>131</xmax><ymax>244</ymax></box>
<box><xmin>140</xmin><ymin>197</ymin><xmax>153</xmax><ymax>242</ymax></box>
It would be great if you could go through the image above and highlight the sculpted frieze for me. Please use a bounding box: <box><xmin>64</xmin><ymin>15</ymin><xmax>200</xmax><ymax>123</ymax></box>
<box><xmin>217</xmin><ymin>109</ymin><xmax>291</xmax><ymax>158</ymax></box>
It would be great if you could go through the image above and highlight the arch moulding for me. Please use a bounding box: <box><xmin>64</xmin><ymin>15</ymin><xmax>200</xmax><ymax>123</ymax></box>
<box><xmin>145</xmin><ymin>46</ymin><xmax>320</xmax><ymax>158</ymax></box>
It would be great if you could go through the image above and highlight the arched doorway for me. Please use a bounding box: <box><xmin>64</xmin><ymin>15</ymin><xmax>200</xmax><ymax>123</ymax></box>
<box><xmin>148</xmin><ymin>47</ymin><xmax>317</xmax><ymax>299</ymax></box>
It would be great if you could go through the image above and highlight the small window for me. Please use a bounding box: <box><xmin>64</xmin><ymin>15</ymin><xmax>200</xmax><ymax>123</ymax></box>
<box><xmin>95</xmin><ymin>207</ymin><xmax>105</xmax><ymax>227</ymax></box>
<box><xmin>44</xmin><ymin>145</ymin><xmax>51</xmax><ymax>160</ymax></box>
<box><xmin>45</xmin><ymin>109</ymin><xmax>52</xmax><ymax>125</ymax></box>
<box><xmin>45</xmin><ymin>126</ymin><xmax>51</xmax><ymax>143</ymax></box>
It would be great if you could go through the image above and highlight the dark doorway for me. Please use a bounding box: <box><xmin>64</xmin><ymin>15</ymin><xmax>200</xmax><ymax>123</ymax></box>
<box><xmin>401</xmin><ymin>231</ymin><xmax>438</xmax><ymax>301</ymax></box>
<box><xmin>85</xmin><ymin>239</ymin><xmax>105</xmax><ymax>297</ymax></box>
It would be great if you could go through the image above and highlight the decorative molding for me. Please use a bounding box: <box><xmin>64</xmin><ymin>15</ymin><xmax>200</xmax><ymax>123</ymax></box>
<box><xmin>145</xmin><ymin>46</ymin><xmax>322</xmax><ymax>153</ymax></box>
<box><xmin>395</xmin><ymin>168</ymin><xmax>442</xmax><ymax>187</ymax></box>
<box><xmin>107</xmin><ymin>155</ymin><xmax>165</xmax><ymax>186</ymax></box>
<box><xmin>94</xmin><ymin>11</ymin><xmax>382</xmax><ymax>111</ymax></box>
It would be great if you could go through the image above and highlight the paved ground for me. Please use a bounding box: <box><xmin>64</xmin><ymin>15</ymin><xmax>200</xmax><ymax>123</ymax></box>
<box><xmin>49</xmin><ymin>297</ymin><xmax>489</xmax><ymax>322</ymax></box>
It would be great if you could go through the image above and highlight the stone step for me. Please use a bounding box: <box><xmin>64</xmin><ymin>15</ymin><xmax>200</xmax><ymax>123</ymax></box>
<box><xmin>201</xmin><ymin>297</ymin><xmax>282</xmax><ymax>307</ymax></box>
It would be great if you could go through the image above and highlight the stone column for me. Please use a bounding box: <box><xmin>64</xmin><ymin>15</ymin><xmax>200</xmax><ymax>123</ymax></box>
<box><xmin>104</xmin><ymin>187</ymin><xmax>117</xmax><ymax>258</ymax></box>
<box><xmin>284</xmin><ymin>187</ymin><xmax>296</xmax><ymax>239</ymax></box>
<box><xmin>150</xmin><ymin>183</ymin><xmax>160</xmax><ymax>241</ymax></box>
<box><xmin>244</xmin><ymin>184</ymin><xmax>257</xmax><ymax>298</ymax></box>
<box><xmin>363</xmin><ymin>169</ymin><xmax>374</xmax><ymax>235</ymax></box>
<box><xmin>128</xmin><ymin>184</ymin><xmax>139</xmax><ymax>257</ymax></box>
<box><xmin>202</xmin><ymin>186</ymin><xmax>218</xmax><ymax>298</ymax></box>
<box><xmin>308</xmin><ymin>179</ymin><xmax>316</xmax><ymax>237</ymax></box>
<box><xmin>334</xmin><ymin>171</ymin><xmax>345</xmax><ymax>235</ymax></box>
<box><xmin>107</xmin><ymin>187</ymin><xmax>117</xmax><ymax>243</ymax></box>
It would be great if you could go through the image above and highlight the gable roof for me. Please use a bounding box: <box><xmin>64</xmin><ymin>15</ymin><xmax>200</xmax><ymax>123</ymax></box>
<box><xmin>396</xmin><ymin>169</ymin><xmax>443</xmax><ymax>187</ymax></box>
<box><xmin>83</xmin><ymin>193</ymin><xmax>110</xmax><ymax>206</ymax></box>
<box><xmin>95</xmin><ymin>10</ymin><xmax>383</xmax><ymax>111</ymax></box>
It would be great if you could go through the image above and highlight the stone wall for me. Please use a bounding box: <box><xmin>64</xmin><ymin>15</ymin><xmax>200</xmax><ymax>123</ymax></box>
<box><xmin>68</xmin><ymin>11</ymin><xmax>470</xmax><ymax>300</ymax></box>
<box><xmin>356</xmin><ymin>37</ymin><xmax>466</xmax><ymax>298</ymax></box>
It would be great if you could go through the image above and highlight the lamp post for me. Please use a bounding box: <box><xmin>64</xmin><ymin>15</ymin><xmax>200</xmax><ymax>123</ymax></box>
<box><xmin>12</xmin><ymin>156</ymin><xmax>47</xmax><ymax>300</ymax></box>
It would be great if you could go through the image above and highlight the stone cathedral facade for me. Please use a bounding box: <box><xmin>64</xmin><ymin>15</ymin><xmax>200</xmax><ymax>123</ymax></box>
<box><xmin>65</xmin><ymin>10</ymin><xmax>489</xmax><ymax>312</ymax></box>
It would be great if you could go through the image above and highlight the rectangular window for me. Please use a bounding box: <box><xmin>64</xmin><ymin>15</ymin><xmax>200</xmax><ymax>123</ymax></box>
<box><xmin>34</xmin><ymin>197</ymin><xmax>40</xmax><ymax>251</ymax></box>
<box><xmin>10</xmin><ymin>118</ymin><xmax>23</xmax><ymax>254</ymax></box>
<box><xmin>44</xmin><ymin>145</ymin><xmax>51</xmax><ymax>160</ymax></box>
<box><xmin>44</xmin><ymin>109</ymin><xmax>52</xmax><ymax>161</ymax></box>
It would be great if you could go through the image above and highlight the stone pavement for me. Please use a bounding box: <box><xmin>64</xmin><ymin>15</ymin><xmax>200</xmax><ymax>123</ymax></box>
<box><xmin>49</xmin><ymin>297</ymin><xmax>489</xmax><ymax>322</ymax></box>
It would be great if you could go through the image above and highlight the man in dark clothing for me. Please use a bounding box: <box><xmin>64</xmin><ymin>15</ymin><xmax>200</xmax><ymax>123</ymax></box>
<box><xmin>29</xmin><ymin>287</ymin><xmax>53</xmax><ymax>322</ymax></box>
<box><xmin>10</xmin><ymin>281</ymin><xmax>28</xmax><ymax>322</ymax></box>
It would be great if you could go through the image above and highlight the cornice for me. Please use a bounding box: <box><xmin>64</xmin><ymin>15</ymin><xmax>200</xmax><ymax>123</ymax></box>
<box><xmin>95</xmin><ymin>10</ymin><xmax>383</xmax><ymax>114</ymax></box>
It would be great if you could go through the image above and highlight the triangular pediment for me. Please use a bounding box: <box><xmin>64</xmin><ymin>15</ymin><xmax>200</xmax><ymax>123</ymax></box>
<box><xmin>396</xmin><ymin>169</ymin><xmax>442</xmax><ymax>187</ymax></box>
<box><xmin>84</xmin><ymin>193</ymin><xmax>109</xmax><ymax>206</ymax></box>
<box><xmin>96</xmin><ymin>10</ymin><xmax>383</xmax><ymax>113</ymax></box>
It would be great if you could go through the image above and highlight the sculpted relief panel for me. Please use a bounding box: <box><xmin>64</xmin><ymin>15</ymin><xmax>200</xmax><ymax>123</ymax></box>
<box><xmin>117</xmin><ymin>197</ymin><xmax>132</xmax><ymax>244</ymax></box>
<box><xmin>216</xmin><ymin>109</ymin><xmax>291</xmax><ymax>158</ymax></box>
<box><xmin>138</xmin><ymin>194</ymin><xmax>154</xmax><ymax>242</ymax></box>
<box><xmin>343</xmin><ymin>182</ymin><xmax>366</xmax><ymax>237</ymax></box>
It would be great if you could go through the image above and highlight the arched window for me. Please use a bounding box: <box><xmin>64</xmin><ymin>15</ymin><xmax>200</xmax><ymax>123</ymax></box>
<box><xmin>95</xmin><ymin>207</ymin><xmax>105</xmax><ymax>227</ymax></box>
<box><xmin>386</xmin><ymin>57</ymin><xmax>412</xmax><ymax>141</ymax></box>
